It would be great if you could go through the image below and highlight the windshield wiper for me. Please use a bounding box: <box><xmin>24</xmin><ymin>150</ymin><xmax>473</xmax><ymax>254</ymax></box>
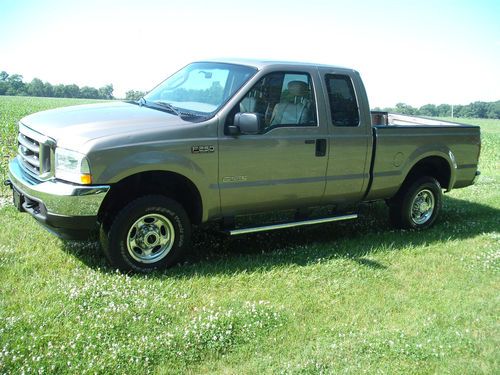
<box><xmin>139</xmin><ymin>99</ymin><xmax>204</xmax><ymax>121</ymax></box>
<box><xmin>154</xmin><ymin>101</ymin><xmax>181</xmax><ymax>117</ymax></box>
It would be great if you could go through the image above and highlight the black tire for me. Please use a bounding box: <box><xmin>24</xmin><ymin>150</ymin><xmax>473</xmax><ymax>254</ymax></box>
<box><xmin>100</xmin><ymin>195</ymin><xmax>191</xmax><ymax>272</ymax></box>
<box><xmin>389</xmin><ymin>176</ymin><xmax>442</xmax><ymax>230</ymax></box>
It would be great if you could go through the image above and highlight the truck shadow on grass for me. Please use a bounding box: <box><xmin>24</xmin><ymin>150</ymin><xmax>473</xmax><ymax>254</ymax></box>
<box><xmin>62</xmin><ymin>196</ymin><xmax>500</xmax><ymax>275</ymax></box>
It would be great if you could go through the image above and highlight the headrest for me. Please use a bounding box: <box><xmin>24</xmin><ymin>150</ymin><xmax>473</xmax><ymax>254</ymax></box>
<box><xmin>288</xmin><ymin>81</ymin><xmax>308</xmax><ymax>97</ymax></box>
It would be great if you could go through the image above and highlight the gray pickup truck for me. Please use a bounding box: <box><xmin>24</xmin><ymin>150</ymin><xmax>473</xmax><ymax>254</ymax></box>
<box><xmin>6</xmin><ymin>59</ymin><xmax>481</xmax><ymax>271</ymax></box>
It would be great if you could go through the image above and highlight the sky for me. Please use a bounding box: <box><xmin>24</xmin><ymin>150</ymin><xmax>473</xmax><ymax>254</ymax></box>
<box><xmin>1</xmin><ymin>0</ymin><xmax>499</xmax><ymax>107</ymax></box>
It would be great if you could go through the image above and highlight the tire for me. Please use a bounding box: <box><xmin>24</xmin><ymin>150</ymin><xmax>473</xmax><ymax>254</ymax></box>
<box><xmin>100</xmin><ymin>195</ymin><xmax>191</xmax><ymax>272</ymax></box>
<box><xmin>389</xmin><ymin>176</ymin><xmax>442</xmax><ymax>230</ymax></box>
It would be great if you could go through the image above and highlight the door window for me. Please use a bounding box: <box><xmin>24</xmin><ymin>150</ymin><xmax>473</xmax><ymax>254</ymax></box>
<box><xmin>230</xmin><ymin>72</ymin><xmax>317</xmax><ymax>133</ymax></box>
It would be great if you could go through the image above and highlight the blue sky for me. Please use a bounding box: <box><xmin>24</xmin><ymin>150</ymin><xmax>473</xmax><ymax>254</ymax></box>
<box><xmin>1</xmin><ymin>0</ymin><xmax>499</xmax><ymax>107</ymax></box>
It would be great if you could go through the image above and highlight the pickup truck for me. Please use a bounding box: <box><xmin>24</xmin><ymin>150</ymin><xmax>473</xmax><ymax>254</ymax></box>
<box><xmin>6</xmin><ymin>59</ymin><xmax>481</xmax><ymax>272</ymax></box>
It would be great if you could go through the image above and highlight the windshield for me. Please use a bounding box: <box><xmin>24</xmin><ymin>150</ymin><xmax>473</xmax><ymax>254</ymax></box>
<box><xmin>144</xmin><ymin>62</ymin><xmax>257</xmax><ymax>116</ymax></box>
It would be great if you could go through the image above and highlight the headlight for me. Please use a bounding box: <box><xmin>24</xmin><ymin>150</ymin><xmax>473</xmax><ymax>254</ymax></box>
<box><xmin>55</xmin><ymin>148</ymin><xmax>92</xmax><ymax>184</ymax></box>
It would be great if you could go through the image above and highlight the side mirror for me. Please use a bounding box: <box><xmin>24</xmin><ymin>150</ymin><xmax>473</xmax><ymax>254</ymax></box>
<box><xmin>234</xmin><ymin>112</ymin><xmax>262</xmax><ymax>135</ymax></box>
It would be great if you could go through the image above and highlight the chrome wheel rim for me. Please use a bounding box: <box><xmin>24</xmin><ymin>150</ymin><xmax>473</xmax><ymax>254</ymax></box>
<box><xmin>411</xmin><ymin>189</ymin><xmax>435</xmax><ymax>225</ymax></box>
<box><xmin>126</xmin><ymin>213</ymin><xmax>175</xmax><ymax>263</ymax></box>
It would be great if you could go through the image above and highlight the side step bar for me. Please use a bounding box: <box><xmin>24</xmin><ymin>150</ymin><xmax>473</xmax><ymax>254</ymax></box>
<box><xmin>227</xmin><ymin>214</ymin><xmax>358</xmax><ymax>236</ymax></box>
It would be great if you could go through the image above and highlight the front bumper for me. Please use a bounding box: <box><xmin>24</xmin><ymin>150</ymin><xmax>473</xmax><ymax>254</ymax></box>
<box><xmin>7</xmin><ymin>157</ymin><xmax>110</xmax><ymax>239</ymax></box>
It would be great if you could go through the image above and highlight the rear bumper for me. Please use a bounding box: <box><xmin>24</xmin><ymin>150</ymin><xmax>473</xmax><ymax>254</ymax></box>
<box><xmin>7</xmin><ymin>157</ymin><xmax>110</xmax><ymax>240</ymax></box>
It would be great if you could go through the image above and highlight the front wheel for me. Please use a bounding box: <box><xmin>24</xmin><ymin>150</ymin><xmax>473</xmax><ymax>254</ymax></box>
<box><xmin>100</xmin><ymin>195</ymin><xmax>191</xmax><ymax>272</ymax></box>
<box><xmin>389</xmin><ymin>176</ymin><xmax>442</xmax><ymax>230</ymax></box>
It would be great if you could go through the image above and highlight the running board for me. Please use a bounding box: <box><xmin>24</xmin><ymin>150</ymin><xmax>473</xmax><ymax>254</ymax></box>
<box><xmin>227</xmin><ymin>214</ymin><xmax>358</xmax><ymax>236</ymax></box>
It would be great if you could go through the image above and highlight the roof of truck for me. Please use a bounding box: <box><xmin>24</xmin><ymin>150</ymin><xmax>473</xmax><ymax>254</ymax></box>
<box><xmin>195</xmin><ymin>58</ymin><xmax>354</xmax><ymax>72</ymax></box>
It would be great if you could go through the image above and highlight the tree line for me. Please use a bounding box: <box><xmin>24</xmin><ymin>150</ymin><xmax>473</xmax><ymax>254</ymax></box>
<box><xmin>0</xmin><ymin>70</ymin><xmax>114</xmax><ymax>99</ymax></box>
<box><xmin>2</xmin><ymin>69</ymin><xmax>498</xmax><ymax>118</ymax></box>
<box><xmin>373</xmin><ymin>101</ymin><xmax>500</xmax><ymax>119</ymax></box>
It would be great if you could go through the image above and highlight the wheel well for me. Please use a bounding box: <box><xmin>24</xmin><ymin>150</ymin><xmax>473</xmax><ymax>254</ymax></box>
<box><xmin>403</xmin><ymin>156</ymin><xmax>451</xmax><ymax>190</ymax></box>
<box><xmin>98</xmin><ymin>171</ymin><xmax>203</xmax><ymax>227</ymax></box>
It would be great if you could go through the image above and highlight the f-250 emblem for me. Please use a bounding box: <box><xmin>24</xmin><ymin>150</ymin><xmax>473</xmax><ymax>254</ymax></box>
<box><xmin>191</xmin><ymin>145</ymin><xmax>215</xmax><ymax>154</ymax></box>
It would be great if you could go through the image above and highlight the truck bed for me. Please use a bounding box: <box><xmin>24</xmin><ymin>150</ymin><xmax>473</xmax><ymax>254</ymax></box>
<box><xmin>365</xmin><ymin>115</ymin><xmax>481</xmax><ymax>201</ymax></box>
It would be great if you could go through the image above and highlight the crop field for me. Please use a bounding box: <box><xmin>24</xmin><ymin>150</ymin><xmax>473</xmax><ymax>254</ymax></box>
<box><xmin>0</xmin><ymin>96</ymin><xmax>499</xmax><ymax>374</ymax></box>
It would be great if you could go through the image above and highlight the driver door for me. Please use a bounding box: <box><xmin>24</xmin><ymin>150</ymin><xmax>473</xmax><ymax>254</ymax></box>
<box><xmin>218</xmin><ymin>70</ymin><xmax>328</xmax><ymax>216</ymax></box>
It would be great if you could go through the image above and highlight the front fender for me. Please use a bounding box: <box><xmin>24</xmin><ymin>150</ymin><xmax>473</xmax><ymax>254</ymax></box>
<box><xmin>96</xmin><ymin>150</ymin><xmax>205</xmax><ymax>184</ymax></box>
<box><xmin>89</xmin><ymin>144</ymin><xmax>219</xmax><ymax>222</ymax></box>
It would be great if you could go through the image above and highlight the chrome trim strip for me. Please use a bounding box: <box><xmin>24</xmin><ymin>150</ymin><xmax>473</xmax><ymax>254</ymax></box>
<box><xmin>18</xmin><ymin>133</ymin><xmax>39</xmax><ymax>152</ymax></box>
<box><xmin>228</xmin><ymin>214</ymin><xmax>358</xmax><ymax>235</ymax></box>
<box><xmin>18</xmin><ymin>146</ymin><xmax>40</xmax><ymax>167</ymax></box>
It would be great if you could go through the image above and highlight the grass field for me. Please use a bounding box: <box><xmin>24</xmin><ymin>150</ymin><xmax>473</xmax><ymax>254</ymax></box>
<box><xmin>0</xmin><ymin>96</ymin><xmax>499</xmax><ymax>374</ymax></box>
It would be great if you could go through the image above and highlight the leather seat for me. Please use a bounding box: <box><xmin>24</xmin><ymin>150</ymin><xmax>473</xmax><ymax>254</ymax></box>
<box><xmin>240</xmin><ymin>95</ymin><xmax>258</xmax><ymax>113</ymax></box>
<box><xmin>270</xmin><ymin>81</ymin><xmax>311</xmax><ymax>125</ymax></box>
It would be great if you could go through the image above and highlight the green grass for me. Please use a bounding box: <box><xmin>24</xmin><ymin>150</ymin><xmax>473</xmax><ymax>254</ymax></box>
<box><xmin>0</xmin><ymin>96</ymin><xmax>499</xmax><ymax>374</ymax></box>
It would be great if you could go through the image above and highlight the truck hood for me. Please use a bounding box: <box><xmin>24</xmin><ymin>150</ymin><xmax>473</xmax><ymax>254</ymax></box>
<box><xmin>21</xmin><ymin>101</ymin><xmax>188</xmax><ymax>149</ymax></box>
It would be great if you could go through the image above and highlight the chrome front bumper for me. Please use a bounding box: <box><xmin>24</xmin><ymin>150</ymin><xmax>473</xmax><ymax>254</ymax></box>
<box><xmin>8</xmin><ymin>157</ymin><xmax>109</xmax><ymax>217</ymax></box>
<box><xmin>7</xmin><ymin>157</ymin><xmax>110</xmax><ymax>239</ymax></box>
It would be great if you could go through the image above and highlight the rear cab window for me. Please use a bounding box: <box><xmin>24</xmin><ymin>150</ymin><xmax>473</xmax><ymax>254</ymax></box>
<box><xmin>325</xmin><ymin>74</ymin><xmax>360</xmax><ymax>127</ymax></box>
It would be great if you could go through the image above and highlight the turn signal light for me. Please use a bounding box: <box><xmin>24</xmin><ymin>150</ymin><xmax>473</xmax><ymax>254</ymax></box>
<box><xmin>80</xmin><ymin>175</ymin><xmax>92</xmax><ymax>184</ymax></box>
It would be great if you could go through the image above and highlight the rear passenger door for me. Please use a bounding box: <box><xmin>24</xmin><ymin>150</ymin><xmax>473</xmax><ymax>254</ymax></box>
<box><xmin>218</xmin><ymin>70</ymin><xmax>329</xmax><ymax>216</ymax></box>
<box><xmin>319</xmin><ymin>70</ymin><xmax>372</xmax><ymax>203</ymax></box>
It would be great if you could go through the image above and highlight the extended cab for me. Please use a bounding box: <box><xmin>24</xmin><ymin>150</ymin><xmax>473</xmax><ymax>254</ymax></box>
<box><xmin>7</xmin><ymin>59</ymin><xmax>481</xmax><ymax>271</ymax></box>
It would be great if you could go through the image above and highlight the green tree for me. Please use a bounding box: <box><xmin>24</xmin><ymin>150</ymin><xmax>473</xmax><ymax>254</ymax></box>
<box><xmin>0</xmin><ymin>71</ymin><xmax>8</xmax><ymax>81</ymax></box>
<box><xmin>125</xmin><ymin>90</ymin><xmax>146</xmax><ymax>100</ymax></box>
<box><xmin>80</xmin><ymin>86</ymin><xmax>99</xmax><ymax>99</ymax></box>
<box><xmin>0</xmin><ymin>81</ymin><xmax>8</xmax><ymax>95</ymax></box>
<box><xmin>6</xmin><ymin>74</ymin><xmax>25</xmax><ymax>95</ymax></box>
<box><xmin>419</xmin><ymin>104</ymin><xmax>437</xmax><ymax>117</ymax></box>
<box><xmin>486</xmin><ymin>101</ymin><xmax>500</xmax><ymax>119</ymax></box>
<box><xmin>395</xmin><ymin>102</ymin><xmax>417</xmax><ymax>115</ymax></box>
<box><xmin>469</xmin><ymin>101</ymin><xmax>488</xmax><ymax>118</ymax></box>
<box><xmin>64</xmin><ymin>84</ymin><xmax>80</xmax><ymax>98</ymax></box>
<box><xmin>453</xmin><ymin>105</ymin><xmax>465</xmax><ymax>117</ymax></box>
<box><xmin>53</xmin><ymin>84</ymin><xmax>66</xmax><ymax>97</ymax></box>
<box><xmin>27</xmin><ymin>78</ymin><xmax>46</xmax><ymax>96</ymax></box>
<box><xmin>44</xmin><ymin>82</ymin><xmax>54</xmax><ymax>97</ymax></box>
<box><xmin>98</xmin><ymin>84</ymin><xmax>114</xmax><ymax>99</ymax></box>
<box><xmin>436</xmin><ymin>104</ymin><xmax>451</xmax><ymax>117</ymax></box>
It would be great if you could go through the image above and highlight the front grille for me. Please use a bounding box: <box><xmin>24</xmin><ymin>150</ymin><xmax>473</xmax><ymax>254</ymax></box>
<box><xmin>17</xmin><ymin>124</ymin><xmax>54</xmax><ymax>180</ymax></box>
<box><xmin>18</xmin><ymin>133</ymin><xmax>41</xmax><ymax>175</ymax></box>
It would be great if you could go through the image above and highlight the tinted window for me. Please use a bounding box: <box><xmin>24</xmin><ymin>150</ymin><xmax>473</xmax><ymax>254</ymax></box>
<box><xmin>234</xmin><ymin>72</ymin><xmax>317</xmax><ymax>133</ymax></box>
<box><xmin>325</xmin><ymin>74</ymin><xmax>359</xmax><ymax>127</ymax></box>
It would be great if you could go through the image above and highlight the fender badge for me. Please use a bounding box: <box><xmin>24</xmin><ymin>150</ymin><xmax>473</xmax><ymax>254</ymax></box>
<box><xmin>191</xmin><ymin>145</ymin><xmax>215</xmax><ymax>154</ymax></box>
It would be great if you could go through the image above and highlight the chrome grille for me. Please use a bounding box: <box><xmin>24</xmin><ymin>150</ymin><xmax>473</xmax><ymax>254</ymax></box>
<box><xmin>17</xmin><ymin>124</ymin><xmax>55</xmax><ymax>180</ymax></box>
<box><xmin>18</xmin><ymin>133</ymin><xmax>41</xmax><ymax>175</ymax></box>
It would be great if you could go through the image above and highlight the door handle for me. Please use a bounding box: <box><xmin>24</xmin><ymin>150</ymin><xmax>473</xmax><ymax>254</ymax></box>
<box><xmin>315</xmin><ymin>139</ymin><xmax>327</xmax><ymax>157</ymax></box>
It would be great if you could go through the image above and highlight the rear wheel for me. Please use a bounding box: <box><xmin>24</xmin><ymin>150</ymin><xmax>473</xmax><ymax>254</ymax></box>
<box><xmin>100</xmin><ymin>195</ymin><xmax>191</xmax><ymax>272</ymax></box>
<box><xmin>389</xmin><ymin>176</ymin><xmax>442</xmax><ymax>230</ymax></box>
